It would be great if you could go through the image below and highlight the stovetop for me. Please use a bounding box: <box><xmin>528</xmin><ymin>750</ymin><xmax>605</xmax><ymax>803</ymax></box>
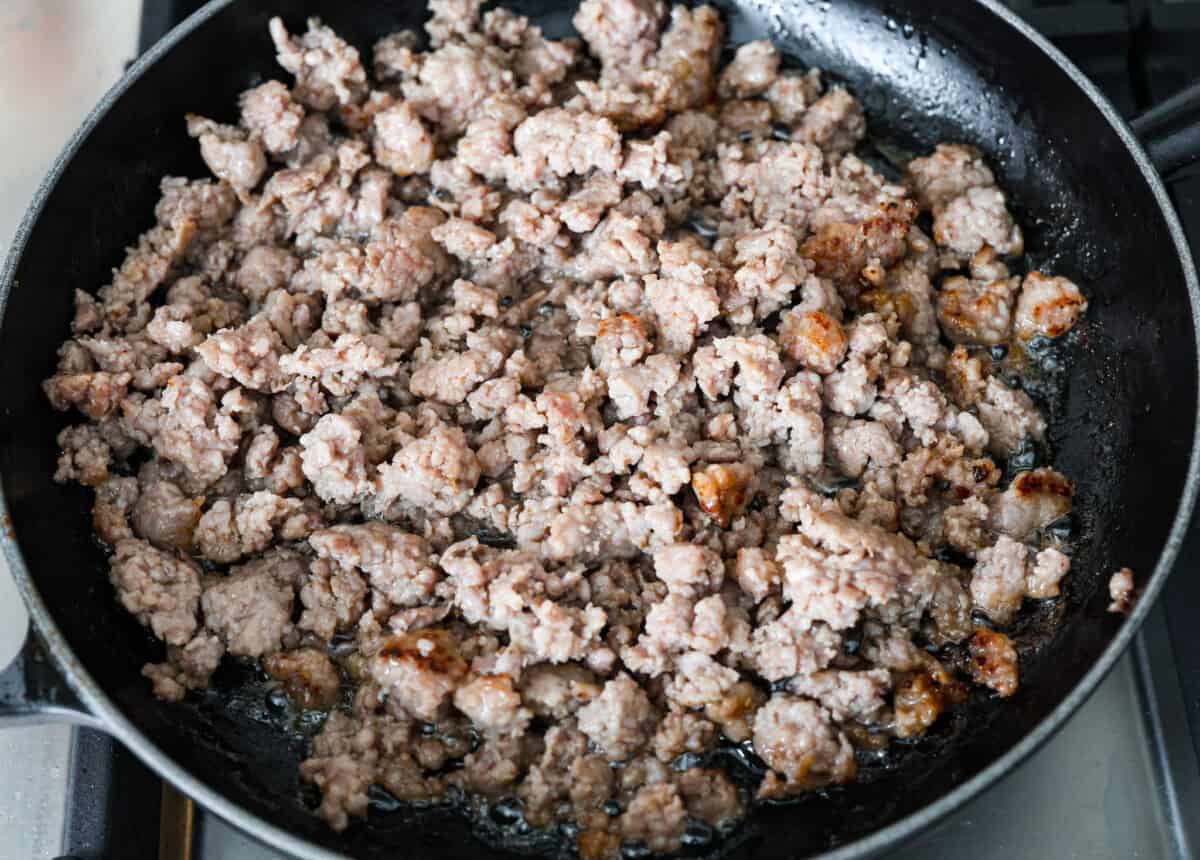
<box><xmin>2</xmin><ymin>2</ymin><xmax>1199</xmax><ymax>859</ymax></box>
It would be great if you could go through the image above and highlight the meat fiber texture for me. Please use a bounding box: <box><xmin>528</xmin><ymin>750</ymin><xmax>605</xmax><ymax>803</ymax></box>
<box><xmin>45</xmin><ymin>1</ymin><xmax>1096</xmax><ymax>855</ymax></box>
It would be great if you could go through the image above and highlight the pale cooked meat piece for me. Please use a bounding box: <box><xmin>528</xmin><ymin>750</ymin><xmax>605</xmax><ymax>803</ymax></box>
<box><xmin>239</xmin><ymin>80</ymin><xmax>304</xmax><ymax>155</ymax></box>
<box><xmin>201</xmin><ymin>552</ymin><xmax>304</xmax><ymax>657</ymax></box>
<box><xmin>753</xmin><ymin>695</ymin><xmax>855</xmax><ymax>797</ymax></box>
<box><xmin>109</xmin><ymin>538</ymin><xmax>202</xmax><ymax>646</ymax></box>
<box><xmin>309</xmin><ymin>522</ymin><xmax>440</xmax><ymax>608</ymax></box>
<box><xmin>933</xmin><ymin>185</ymin><xmax>1024</xmax><ymax>260</ymax></box>
<box><xmin>787</xmin><ymin>668</ymin><xmax>891</xmax><ymax>722</ymax></box>
<box><xmin>268</xmin><ymin>17</ymin><xmax>367</xmax><ymax>111</ymax></box>
<box><xmin>969</xmin><ymin>536</ymin><xmax>1029</xmax><ymax>624</ymax></box>
<box><xmin>402</xmin><ymin>42</ymin><xmax>515</xmax><ymax>136</ymax></box>
<box><xmin>573</xmin><ymin>0</ymin><xmax>665</xmax><ymax>76</ymax></box>
<box><xmin>372</xmin><ymin>101</ymin><xmax>435</xmax><ymax>177</ymax></box>
<box><xmin>142</xmin><ymin>633</ymin><xmax>225</xmax><ymax>703</ymax></box>
<box><xmin>905</xmin><ymin>143</ymin><xmax>995</xmax><ymax>213</ymax></box>
<box><xmin>620</xmin><ymin>783</ymin><xmax>686</xmax><ymax>853</ymax></box>
<box><xmin>718</xmin><ymin>40</ymin><xmax>780</xmax><ymax>99</ymax></box>
<box><xmin>519</xmin><ymin>663</ymin><xmax>602</xmax><ymax>719</ymax></box>
<box><xmin>453</xmin><ymin>674</ymin><xmax>532</xmax><ymax>735</ymax></box>
<box><xmin>186</xmin><ymin>115</ymin><xmax>267</xmax><ymax>194</ymax></box>
<box><xmin>795</xmin><ymin>87</ymin><xmax>866</xmax><ymax>155</ymax></box>
<box><xmin>1028</xmin><ymin>546</ymin><xmax>1071</xmax><ymax>599</ymax></box>
<box><xmin>976</xmin><ymin>377</ymin><xmax>1047</xmax><ymax>457</ymax></box>
<box><xmin>767</xmin><ymin>69</ymin><xmax>823</xmax><ymax>125</ymax></box>
<box><xmin>577</xmin><ymin>673</ymin><xmax>657</xmax><ymax>761</ymax></box>
<box><xmin>373</xmin><ymin>421</ymin><xmax>481</xmax><ymax>516</ymax></box>
<box><xmin>1108</xmin><ymin>568</ymin><xmax>1135</xmax><ymax>614</ymax></box>
<box><xmin>298</xmin><ymin>558</ymin><xmax>368</xmax><ymax>640</ymax></box>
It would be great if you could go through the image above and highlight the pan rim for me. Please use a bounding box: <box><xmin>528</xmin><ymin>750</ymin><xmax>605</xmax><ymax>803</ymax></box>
<box><xmin>1</xmin><ymin>0</ymin><xmax>1198</xmax><ymax>858</ymax></box>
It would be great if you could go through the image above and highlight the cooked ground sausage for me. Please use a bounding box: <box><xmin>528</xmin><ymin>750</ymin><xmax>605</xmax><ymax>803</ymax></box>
<box><xmin>45</xmin><ymin>1</ymin><xmax>1099</xmax><ymax>852</ymax></box>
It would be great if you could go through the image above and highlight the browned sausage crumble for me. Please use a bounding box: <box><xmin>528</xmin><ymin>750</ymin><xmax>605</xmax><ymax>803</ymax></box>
<box><xmin>44</xmin><ymin>0</ymin><xmax>1093</xmax><ymax>854</ymax></box>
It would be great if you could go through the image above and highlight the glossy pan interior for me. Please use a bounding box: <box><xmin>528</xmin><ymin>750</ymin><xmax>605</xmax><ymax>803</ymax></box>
<box><xmin>1</xmin><ymin>0</ymin><xmax>1197</xmax><ymax>857</ymax></box>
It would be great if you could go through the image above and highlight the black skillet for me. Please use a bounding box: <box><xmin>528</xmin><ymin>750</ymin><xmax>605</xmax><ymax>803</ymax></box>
<box><xmin>2</xmin><ymin>1</ymin><xmax>1200</xmax><ymax>857</ymax></box>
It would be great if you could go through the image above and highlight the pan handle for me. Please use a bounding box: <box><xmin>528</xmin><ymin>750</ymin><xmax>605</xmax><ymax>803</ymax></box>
<box><xmin>1131</xmin><ymin>80</ymin><xmax>1200</xmax><ymax>179</ymax></box>
<box><xmin>0</xmin><ymin>625</ymin><xmax>104</xmax><ymax>730</ymax></box>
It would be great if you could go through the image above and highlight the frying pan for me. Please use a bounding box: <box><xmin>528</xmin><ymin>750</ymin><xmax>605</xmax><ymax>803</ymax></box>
<box><xmin>2</xmin><ymin>0</ymin><xmax>1199</xmax><ymax>857</ymax></box>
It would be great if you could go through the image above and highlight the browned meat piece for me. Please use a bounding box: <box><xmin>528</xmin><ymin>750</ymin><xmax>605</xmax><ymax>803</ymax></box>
<box><xmin>1014</xmin><ymin>271</ymin><xmax>1088</xmax><ymax>340</ymax></box>
<box><xmin>893</xmin><ymin>672</ymin><xmax>946</xmax><ymax>738</ymax></box>
<box><xmin>780</xmin><ymin>309</ymin><xmax>848</xmax><ymax>374</ymax></box>
<box><xmin>368</xmin><ymin>629</ymin><xmax>468</xmax><ymax>721</ymax></box>
<box><xmin>690</xmin><ymin>462</ymin><xmax>754</xmax><ymax>527</ymax></box>
<box><xmin>944</xmin><ymin>344</ymin><xmax>988</xmax><ymax>408</ymax></box>
<box><xmin>676</xmin><ymin>767</ymin><xmax>742</xmax><ymax>826</ymax></box>
<box><xmin>968</xmin><ymin>628</ymin><xmax>1019</xmax><ymax>697</ymax></box>
<box><xmin>131</xmin><ymin>480</ymin><xmax>202</xmax><ymax>551</ymax></box>
<box><xmin>989</xmin><ymin>468</ymin><xmax>1073</xmax><ymax>540</ymax></box>
<box><xmin>263</xmin><ymin>647</ymin><xmax>342</xmax><ymax>709</ymax></box>
<box><xmin>55</xmin><ymin>424</ymin><xmax>115</xmax><ymax>486</ymax></box>
<box><xmin>802</xmin><ymin>200</ymin><xmax>917</xmax><ymax>287</ymax></box>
